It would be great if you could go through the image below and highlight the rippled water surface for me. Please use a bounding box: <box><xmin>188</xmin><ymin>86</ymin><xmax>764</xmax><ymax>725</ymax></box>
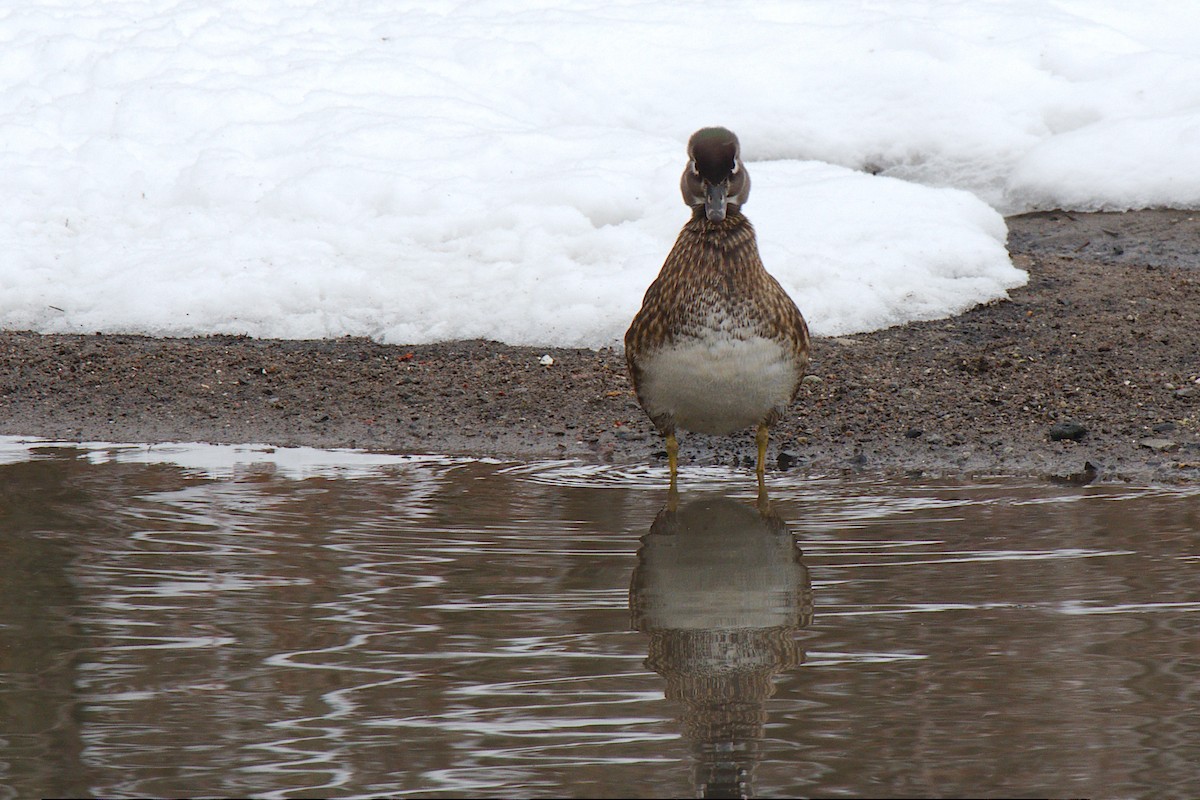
<box><xmin>2</xmin><ymin>437</ymin><xmax>1200</xmax><ymax>799</ymax></box>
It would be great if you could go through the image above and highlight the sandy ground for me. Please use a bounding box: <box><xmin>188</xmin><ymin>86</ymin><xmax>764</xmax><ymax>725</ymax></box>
<box><xmin>3</xmin><ymin>209</ymin><xmax>1199</xmax><ymax>484</ymax></box>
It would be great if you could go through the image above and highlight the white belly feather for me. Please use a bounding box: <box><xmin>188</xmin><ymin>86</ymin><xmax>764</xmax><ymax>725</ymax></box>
<box><xmin>638</xmin><ymin>332</ymin><xmax>799</xmax><ymax>435</ymax></box>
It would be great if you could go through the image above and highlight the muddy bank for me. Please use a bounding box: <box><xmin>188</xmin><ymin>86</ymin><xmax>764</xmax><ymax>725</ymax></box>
<box><xmin>2</xmin><ymin>209</ymin><xmax>1199</xmax><ymax>483</ymax></box>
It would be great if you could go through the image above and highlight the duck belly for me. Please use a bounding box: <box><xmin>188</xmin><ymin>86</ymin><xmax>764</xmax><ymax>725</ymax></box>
<box><xmin>638</xmin><ymin>334</ymin><xmax>800</xmax><ymax>435</ymax></box>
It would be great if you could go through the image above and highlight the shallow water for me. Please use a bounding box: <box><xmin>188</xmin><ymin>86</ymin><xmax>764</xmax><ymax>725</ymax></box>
<box><xmin>2</xmin><ymin>438</ymin><xmax>1199</xmax><ymax>799</ymax></box>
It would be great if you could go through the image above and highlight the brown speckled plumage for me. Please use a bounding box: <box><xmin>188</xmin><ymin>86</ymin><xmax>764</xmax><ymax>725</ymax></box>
<box><xmin>625</xmin><ymin>208</ymin><xmax>810</xmax><ymax>423</ymax></box>
<box><xmin>624</xmin><ymin>128</ymin><xmax>810</xmax><ymax>492</ymax></box>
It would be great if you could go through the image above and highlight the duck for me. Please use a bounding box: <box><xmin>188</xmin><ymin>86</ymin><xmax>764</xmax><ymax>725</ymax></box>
<box><xmin>624</xmin><ymin>127</ymin><xmax>810</xmax><ymax>497</ymax></box>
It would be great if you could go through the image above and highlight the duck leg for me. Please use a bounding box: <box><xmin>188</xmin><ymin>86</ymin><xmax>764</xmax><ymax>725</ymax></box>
<box><xmin>755</xmin><ymin>422</ymin><xmax>770</xmax><ymax>504</ymax></box>
<box><xmin>666</xmin><ymin>432</ymin><xmax>679</xmax><ymax>485</ymax></box>
<box><xmin>665</xmin><ymin>432</ymin><xmax>680</xmax><ymax>510</ymax></box>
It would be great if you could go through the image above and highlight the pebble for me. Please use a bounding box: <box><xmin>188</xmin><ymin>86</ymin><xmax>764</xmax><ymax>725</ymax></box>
<box><xmin>1048</xmin><ymin>461</ymin><xmax>1099</xmax><ymax>486</ymax></box>
<box><xmin>1049</xmin><ymin>421</ymin><xmax>1088</xmax><ymax>441</ymax></box>
<box><xmin>802</xmin><ymin>374</ymin><xmax>823</xmax><ymax>385</ymax></box>
<box><xmin>1139</xmin><ymin>438</ymin><xmax>1178</xmax><ymax>452</ymax></box>
<box><xmin>1175</xmin><ymin>387</ymin><xmax>1197</xmax><ymax>399</ymax></box>
<box><xmin>904</xmin><ymin>428</ymin><xmax>923</xmax><ymax>439</ymax></box>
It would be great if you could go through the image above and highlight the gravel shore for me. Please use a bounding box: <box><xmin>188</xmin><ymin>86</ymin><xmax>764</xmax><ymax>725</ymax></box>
<box><xmin>3</xmin><ymin>209</ymin><xmax>1199</xmax><ymax>483</ymax></box>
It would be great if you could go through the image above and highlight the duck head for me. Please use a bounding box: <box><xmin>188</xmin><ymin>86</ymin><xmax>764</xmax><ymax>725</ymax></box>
<box><xmin>680</xmin><ymin>127</ymin><xmax>750</xmax><ymax>222</ymax></box>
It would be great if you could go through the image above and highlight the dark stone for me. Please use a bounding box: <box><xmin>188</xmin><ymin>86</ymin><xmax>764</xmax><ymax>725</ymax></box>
<box><xmin>776</xmin><ymin>451</ymin><xmax>796</xmax><ymax>470</ymax></box>
<box><xmin>1152</xmin><ymin>421</ymin><xmax>1177</xmax><ymax>434</ymax></box>
<box><xmin>904</xmin><ymin>428</ymin><xmax>924</xmax><ymax>439</ymax></box>
<box><xmin>1049</xmin><ymin>421</ymin><xmax>1087</xmax><ymax>441</ymax></box>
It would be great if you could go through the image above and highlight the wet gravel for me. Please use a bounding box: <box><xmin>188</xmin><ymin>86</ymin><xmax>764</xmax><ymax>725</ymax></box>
<box><xmin>3</xmin><ymin>209</ymin><xmax>1199</xmax><ymax>483</ymax></box>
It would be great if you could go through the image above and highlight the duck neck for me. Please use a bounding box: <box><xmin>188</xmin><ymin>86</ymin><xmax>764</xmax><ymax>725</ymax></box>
<box><xmin>682</xmin><ymin>207</ymin><xmax>761</xmax><ymax>271</ymax></box>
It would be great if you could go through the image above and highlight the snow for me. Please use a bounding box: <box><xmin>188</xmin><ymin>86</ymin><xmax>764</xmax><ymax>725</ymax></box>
<box><xmin>2</xmin><ymin>0</ymin><xmax>1198</xmax><ymax>347</ymax></box>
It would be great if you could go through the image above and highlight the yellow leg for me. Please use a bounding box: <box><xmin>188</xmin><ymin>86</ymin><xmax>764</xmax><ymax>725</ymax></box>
<box><xmin>666</xmin><ymin>432</ymin><xmax>680</xmax><ymax>511</ymax></box>
<box><xmin>755</xmin><ymin>422</ymin><xmax>770</xmax><ymax>510</ymax></box>
<box><xmin>666</xmin><ymin>432</ymin><xmax>679</xmax><ymax>484</ymax></box>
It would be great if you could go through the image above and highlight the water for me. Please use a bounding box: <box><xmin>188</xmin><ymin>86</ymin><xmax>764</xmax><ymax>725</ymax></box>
<box><xmin>1</xmin><ymin>437</ymin><xmax>1199</xmax><ymax>799</ymax></box>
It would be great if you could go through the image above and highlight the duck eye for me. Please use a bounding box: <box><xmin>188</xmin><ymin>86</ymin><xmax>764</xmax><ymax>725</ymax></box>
<box><xmin>689</xmin><ymin>160</ymin><xmax>700</xmax><ymax>176</ymax></box>
<box><xmin>731</xmin><ymin>160</ymin><xmax>740</xmax><ymax>175</ymax></box>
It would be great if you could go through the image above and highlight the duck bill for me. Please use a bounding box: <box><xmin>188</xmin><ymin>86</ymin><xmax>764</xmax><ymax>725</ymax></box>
<box><xmin>704</xmin><ymin>181</ymin><xmax>728</xmax><ymax>222</ymax></box>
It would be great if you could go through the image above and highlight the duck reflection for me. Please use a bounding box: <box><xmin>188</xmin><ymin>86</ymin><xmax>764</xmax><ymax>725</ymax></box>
<box><xmin>630</xmin><ymin>494</ymin><xmax>812</xmax><ymax>799</ymax></box>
